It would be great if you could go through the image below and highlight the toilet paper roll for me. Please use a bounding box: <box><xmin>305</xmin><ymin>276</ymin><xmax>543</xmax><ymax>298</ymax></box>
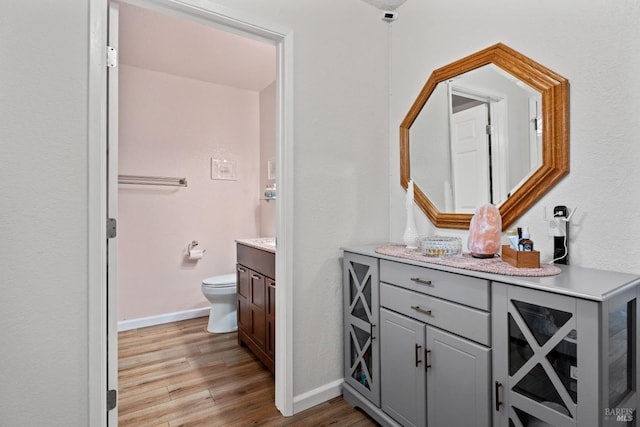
<box><xmin>188</xmin><ymin>249</ymin><xmax>205</xmax><ymax>260</ymax></box>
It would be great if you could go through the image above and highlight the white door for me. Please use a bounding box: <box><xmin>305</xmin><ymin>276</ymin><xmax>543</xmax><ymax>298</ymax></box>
<box><xmin>107</xmin><ymin>2</ymin><xmax>119</xmax><ymax>425</ymax></box>
<box><xmin>450</xmin><ymin>103</ymin><xmax>490</xmax><ymax>213</ymax></box>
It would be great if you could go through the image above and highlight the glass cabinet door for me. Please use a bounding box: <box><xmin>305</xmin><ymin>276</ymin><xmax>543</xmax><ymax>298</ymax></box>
<box><xmin>343</xmin><ymin>253</ymin><xmax>380</xmax><ymax>406</ymax></box>
<box><xmin>495</xmin><ymin>282</ymin><xmax>636</xmax><ymax>427</ymax></box>
<box><xmin>502</xmin><ymin>287</ymin><xmax>578</xmax><ymax>427</ymax></box>
<box><xmin>608</xmin><ymin>299</ymin><xmax>634</xmax><ymax>407</ymax></box>
<box><xmin>604</xmin><ymin>288</ymin><xmax>637</xmax><ymax>425</ymax></box>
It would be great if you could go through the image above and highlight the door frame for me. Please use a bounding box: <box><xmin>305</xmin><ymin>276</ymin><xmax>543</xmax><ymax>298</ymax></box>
<box><xmin>87</xmin><ymin>1</ymin><xmax>295</xmax><ymax>425</ymax></box>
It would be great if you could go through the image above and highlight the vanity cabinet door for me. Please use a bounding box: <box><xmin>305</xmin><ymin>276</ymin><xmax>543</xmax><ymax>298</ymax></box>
<box><xmin>343</xmin><ymin>252</ymin><xmax>380</xmax><ymax>406</ymax></box>
<box><xmin>426</xmin><ymin>325</ymin><xmax>490</xmax><ymax>427</ymax></box>
<box><xmin>266</xmin><ymin>278</ymin><xmax>276</xmax><ymax>360</ymax></box>
<box><xmin>236</xmin><ymin>264</ymin><xmax>251</xmax><ymax>335</ymax></box>
<box><xmin>236</xmin><ymin>243</ymin><xmax>276</xmax><ymax>374</ymax></box>
<box><xmin>380</xmin><ymin>308</ymin><xmax>426</xmax><ymax>427</ymax></box>
<box><xmin>492</xmin><ymin>283</ymin><xmax>597</xmax><ymax>427</ymax></box>
<box><xmin>249</xmin><ymin>271</ymin><xmax>266</xmax><ymax>348</ymax></box>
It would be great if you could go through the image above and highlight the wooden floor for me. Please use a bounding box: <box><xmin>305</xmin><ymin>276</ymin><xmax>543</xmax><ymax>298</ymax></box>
<box><xmin>118</xmin><ymin>316</ymin><xmax>377</xmax><ymax>426</ymax></box>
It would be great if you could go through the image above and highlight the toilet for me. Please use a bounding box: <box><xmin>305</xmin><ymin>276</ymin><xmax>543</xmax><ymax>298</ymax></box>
<box><xmin>201</xmin><ymin>273</ymin><xmax>237</xmax><ymax>333</ymax></box>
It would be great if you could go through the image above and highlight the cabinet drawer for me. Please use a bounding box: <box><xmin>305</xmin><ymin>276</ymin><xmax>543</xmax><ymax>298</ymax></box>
<box><xmin>381</xmin><ymin>283</ymin><xmax>491</xmax><ymax>346</ymax></box>
<box><xmin>380</xmin><ymin>259</ymin><xmax>490</xmax><ymax>311</ymax></box>
<box><xmin>237</xmin><ymin>243</ymin><xmax>275</xmax><ymax>279</ymax></box>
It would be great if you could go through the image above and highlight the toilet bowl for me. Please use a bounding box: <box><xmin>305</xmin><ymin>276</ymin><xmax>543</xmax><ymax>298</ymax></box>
<box><xmin>201</xmin><ymin>273</ymin><xmax>237</xmax><ymax>333</ymax></box>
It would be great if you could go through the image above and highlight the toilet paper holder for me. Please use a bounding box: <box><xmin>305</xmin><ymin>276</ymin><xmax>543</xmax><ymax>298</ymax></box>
<box><xmin>187</xmin><ymin>240</ymin><xmax>206</xmax><ymax>257</ymax></box>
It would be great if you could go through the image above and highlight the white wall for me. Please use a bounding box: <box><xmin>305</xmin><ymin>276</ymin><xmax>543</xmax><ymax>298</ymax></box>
<box><xmin>204</xmin><ymin>0</ymin><xmax>391</xmax><ymax>399</ymax></box>
<box><xmin>0</xmin><ymin>2</ymin><xmax>90</xmax><ymax>425</ymax></box>
<box><xmin>0</xmin><ymin>0</ymin><xmax>389</xmax><ymax>423</ymax></box>
<box><xmin>390</xmin><ymin>0</ymin><xmax>640</xmax><ymax>274</ymax></box>
<box><xmin>118</xmin><ymin>65</ymin><xmax>262</xmax><ymax>320</ymax></box>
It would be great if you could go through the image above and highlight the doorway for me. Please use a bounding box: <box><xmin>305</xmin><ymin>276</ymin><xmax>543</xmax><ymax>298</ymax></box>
<box><xmin>114</xmin><ymin>3</ymin><xmax>276</xmax><ymax>326</ymax></box>
<box><xmin>94</xmin><ymin>1</ymin><xmax>294</xmax><ymax>425</ymax></box>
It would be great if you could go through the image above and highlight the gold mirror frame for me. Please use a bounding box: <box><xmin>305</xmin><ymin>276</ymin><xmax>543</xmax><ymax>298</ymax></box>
<box><xmin>400</xmin><ymin>43</ymin><xmax>569</xmax><ymax>230</ymax></box>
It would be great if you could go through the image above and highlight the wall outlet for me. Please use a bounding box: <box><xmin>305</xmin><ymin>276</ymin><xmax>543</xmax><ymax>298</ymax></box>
<box><xmin>548</xmin><ymin>217</ymin><xmax>566</xmax><ymax>237</ymax></box>
<box><xmin>543</xmin><ymin>205</ymin><xmax>569</xmax><ymax>237</ymax></box>
<box><xmin>544</xmin><ymin>206</ymin><xmax>563</xmax><ymax>237</ymax></box>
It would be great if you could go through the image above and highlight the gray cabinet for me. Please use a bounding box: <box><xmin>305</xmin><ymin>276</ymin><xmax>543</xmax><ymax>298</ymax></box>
<box><xmin>380</xmin><ymin>308</ymin><xmax>426</xmax><ymax>427</ymax></box>
<box><xmin>342</xmin><ymin>244</ymin><xmax>640</xmax><ymax>427</ymax></box>
<box><xmin>344</xmin><ymin>255</ymin><xmax>491</xmax><ymax>427</ymax></box>
<box><xmin>427</xmin><ymin>325</ymin><xmax>491</xmax><ymax>427</ymax></box>
<box><xmin>343</xmin><ymin>252</ymin><xmax>380</xmax><ymax>406</ymax></box>
<box><xmin>378</xmin><ymin>266</ymin><xmax>491</xmax><ymax>427</ymax></box>
<box><xmin>492</xmin><ymin>283</ymin><xmax>639</xmax><ymax>427</ymax></box>
<box><xmin>380</xmin><ymin>308</ymin><xmax>491</xmax><ymax>427</ymax></box>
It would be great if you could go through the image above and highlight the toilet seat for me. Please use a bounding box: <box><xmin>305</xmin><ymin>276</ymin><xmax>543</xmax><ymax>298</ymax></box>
<box><xmin>202</xmin><ymin>273</ymin><xmax>236</xmax><ymax>288</ymax></box>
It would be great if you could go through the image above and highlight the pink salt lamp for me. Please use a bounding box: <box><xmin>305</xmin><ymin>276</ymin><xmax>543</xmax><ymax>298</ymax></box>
<box><xmin>467</xmin><ymin>204</ymin><xmax>502</xmax><ymax>258</ymax></box>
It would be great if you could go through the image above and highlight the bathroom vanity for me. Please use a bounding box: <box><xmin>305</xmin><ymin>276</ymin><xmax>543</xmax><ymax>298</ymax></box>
<box><xmin>342</xmin><ymin>244</ymin><xmax>640</xmax><ymax>427</ymax></box>
<box><xmin>236</xmin><ymin>239</ymin><xmax>276</xmax><ymax>373</ymax></box>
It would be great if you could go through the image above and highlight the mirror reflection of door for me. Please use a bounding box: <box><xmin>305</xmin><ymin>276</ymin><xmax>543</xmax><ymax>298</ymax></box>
<box><xmin>448</xmin><ymin>86</ymin><xmax>509</xmax><ymax>214</ymax></box>
<box><xmin>450</xmin><ymin>101</ymin><xmax>490</xmax><ymax>213</ymax></box>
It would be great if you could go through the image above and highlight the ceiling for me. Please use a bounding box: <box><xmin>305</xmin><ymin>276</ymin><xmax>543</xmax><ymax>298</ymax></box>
<box><xmin>118</xmin><ymin>2</ymin><xmax>276</xmax><ymax>92</ymax></box>
<box><xmin>360</xmin><ymin>0</ymin><xmax>409</xmax><ymax>10</ymax></box>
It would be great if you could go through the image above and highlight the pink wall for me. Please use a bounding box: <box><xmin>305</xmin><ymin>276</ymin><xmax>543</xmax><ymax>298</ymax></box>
<box><xmin>260</xmin><ymin>82</ymin><xmax>276</xmax><ymax>237</ymax></box>
<box><xmin>117</xmin><ymin>64</ymin><xmax>263</xmax><ymax>321</ymax></box>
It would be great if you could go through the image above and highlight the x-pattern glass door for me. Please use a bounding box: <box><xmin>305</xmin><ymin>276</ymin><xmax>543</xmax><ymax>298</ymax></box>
<box><xmin>506</xmin><ymin>289</ymin><xmax>578</xmax><ymax>427</ymax></box>
<box><xmin>343</xmin><ymin>253</ymin><xmax>380</xmax><ymax>406</ymax></box>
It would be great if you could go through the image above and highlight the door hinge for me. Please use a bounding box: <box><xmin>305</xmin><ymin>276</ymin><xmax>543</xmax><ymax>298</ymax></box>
<box><xmin>107</xmin><ymin>46</ymin><xmax>118</xmax><ymax>68</ymax></box>
<box><xmin>107</xmin><ymin>389</ymin><xmax>117</xmax><ymax>411</ymax></box>
<box><xmin>485</xmin><ymin>124</ymin><xmax>493</xmax><ymax>135</ymax></box>
<box><xmin>107</xmin><ymin>218</ymin><xmax>117</xmax><ymax>239</ymax></box>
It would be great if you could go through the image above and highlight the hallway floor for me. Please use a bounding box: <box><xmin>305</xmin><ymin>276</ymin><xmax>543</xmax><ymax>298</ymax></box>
<box><xmin>118</xmin><ymin>316</ymin><xmax>376</xmax><ymax>426</ymax></box>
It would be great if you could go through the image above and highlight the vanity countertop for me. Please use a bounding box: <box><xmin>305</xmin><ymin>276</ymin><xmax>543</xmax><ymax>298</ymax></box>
<box><xmin>236</xmin><ymin>237</ymin><xmax>276</xmax><ymax>254</ymax></box>
<box><xmin>343</xmin><ymin>243</ymin><xmax>640</xmax><ymax>302</ymax></box>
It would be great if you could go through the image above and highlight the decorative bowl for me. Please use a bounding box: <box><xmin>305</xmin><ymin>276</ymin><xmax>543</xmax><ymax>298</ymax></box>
<box><xmin>420</xmin><ymin>236</ymin><xmax>462</xmax><ymax>257</ymax></box>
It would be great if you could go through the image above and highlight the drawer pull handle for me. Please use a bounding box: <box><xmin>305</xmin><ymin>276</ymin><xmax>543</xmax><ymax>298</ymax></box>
<box><xmin>410</xmin><ymin>277</ymin><xmax>432</xmax><ymax>286</ymax></box>
<box><xmin>411</xmin><ymin>305</ymin><xmax>432</xmax><ymax>316</ymax></box>
<box><xmin>238</xmin><ymin>267</ymin><xmax>247</xmax><ymax>273</ymax></box>
<box><xmin>425</xmin><ymin>349</ymin><xmax>431</xmax><ymax>370</ymax></box>
<box><xmin>370</xmin><ymin>323</ymin><xmax>376</xmax><ymax>341</ymax></box>
<box><xmin>495</xmin><ymin>381</ymin><xmax>503</xmax><ymax>412</ymax></box>
<box><xmin>251</xmin><ymin>274</ymin><xmax>261</xmax><ymax>280</ymax></box>
<box><xmin>415</xmin><ymin>344</ymin><xmax>422</xmax><ymax>367</ymax></box>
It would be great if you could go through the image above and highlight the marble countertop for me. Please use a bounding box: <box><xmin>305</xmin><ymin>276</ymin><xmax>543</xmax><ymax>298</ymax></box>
<box><xmin>235</xmin><ymin>237</ymin><xmax>276</xmax><ymax>254</ymax></box>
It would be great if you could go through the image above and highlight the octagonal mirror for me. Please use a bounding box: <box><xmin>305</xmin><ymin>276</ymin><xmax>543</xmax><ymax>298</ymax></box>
<box><xmin>400</xmin><ymin>43</ymin><xmax>569</xmax><ymax>230</ymax></box>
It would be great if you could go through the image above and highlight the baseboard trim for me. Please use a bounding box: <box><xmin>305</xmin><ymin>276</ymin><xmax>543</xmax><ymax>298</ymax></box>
<box><xmin>292</xmin><ymin>378</ymin><xmax>344</xmax><ymax>414</ymax></box>
<box><xmin>118</xmin><ymin>307</ymin><xmax>210</xmax><ymax>331</ymax></box>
